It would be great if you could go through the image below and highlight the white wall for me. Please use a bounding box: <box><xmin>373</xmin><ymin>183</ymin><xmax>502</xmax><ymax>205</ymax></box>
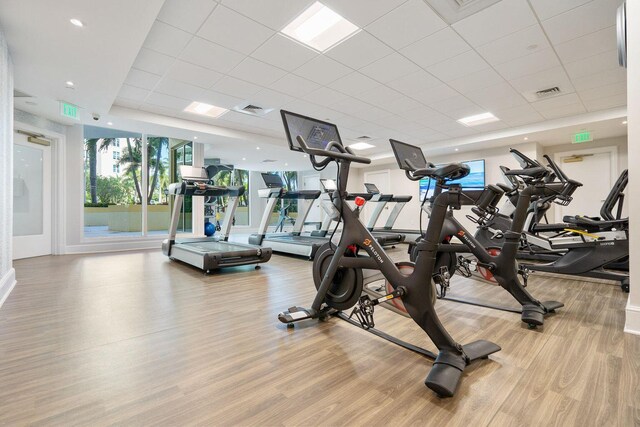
<box><xmin>0</xmin><ymin>27</ymin><xmax>16</xmax><ymax>306</ymax></box>
<box><xmin>543</xmin><ymin>135</ymin><xmax>628</xmax><ymax>175</ymax></box>
<box><xmin>626</xmin><ymin>0</ymin><xmax>640</xmax><ymax>335</ymax></box>
<box><xmin>358</xmin><ymin>142</ymin><xmax>540</xmax><ymax>232</ymax></box>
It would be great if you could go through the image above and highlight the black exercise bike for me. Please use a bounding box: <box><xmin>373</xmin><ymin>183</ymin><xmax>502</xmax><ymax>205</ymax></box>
<box><xmin>277</xmin><ymin>110</ymin><xmax>500</xmax><ymax>398</ymax></box>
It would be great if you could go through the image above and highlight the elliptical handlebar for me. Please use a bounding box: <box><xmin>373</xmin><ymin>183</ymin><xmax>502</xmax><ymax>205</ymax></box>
<box><xmin>296</xmin><ymin>136</ymin><xmax>371</xmax><ymax>166</ymax></box>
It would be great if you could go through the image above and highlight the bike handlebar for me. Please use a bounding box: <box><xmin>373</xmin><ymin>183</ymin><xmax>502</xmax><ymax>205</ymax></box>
<box><xmin>296</xmin><ymin>136</ymin><xmax>371</xmax><ymax>165</ymax></box>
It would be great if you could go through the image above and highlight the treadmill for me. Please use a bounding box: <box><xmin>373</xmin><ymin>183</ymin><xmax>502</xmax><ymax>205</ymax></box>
<box><xmin>248</xmin><ymin>173</ymin><xmax>326</xmax><ymax>259</ymax></box>
<box><xmin>162</xmin><ymin>166</ymin><xmax>272</xmax><ymax>272</ymax></box>
<box><xmin>361</xmin><ymin>183</ymin><xmax>406</xmax><ymax>246</ymax></box>
<box><xmin>313</xmin><ymin>179</ymin><xmax>404</xmax><ymax>247</ymax></box>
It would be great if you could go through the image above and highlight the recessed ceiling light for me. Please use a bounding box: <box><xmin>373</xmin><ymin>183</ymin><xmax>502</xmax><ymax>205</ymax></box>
<box><xmin>193</xmin><ymin>136</ymin><xmax>198</xmax><ymax>139</ymax></box>
<box><xmin>348</xmin><ymin>142</ymin><xmax>375</xmax><ymax>150</ymax></box>
<box><xmin>285</xmin><ymin>163</ymin><xmax>288</xmax><ymax>166</ymax></box>
<box><xmin>457</xmin><ymin>112</ymin><xmax>499</xmax><ymax>127</ymax></box>
<box><xmin>622</xmin><ymin>120</ymin><xmax>628</xmax><ymax>124</ymax></box>
<box><xmin>524</xmin><ymin>137</ymin><xmax>528</xmax><ymax>140</ymax></box>
<box><xmin>107</xmin><ymin>122</ymin><xmax>113</xmax><ymax>126</ymax></box>
<box><xmin>281</xmin><ymin>1</ymin><xmax>360</xmax><ymax>52</ymax></box>
<box><xmin>242</xmin><ymin>157</ymin><xmax>246</xmax><ymax>161</ymax></box>
<box><xmin>70</xmin><ymin>18</ymin><xmax>84</xmax><ymax>27</ymax></box>
<box><xmin>454</xmin><ymin>148</ymin><xmax>459</xmax><ymax>152</ymax></box>
<box><xmin>256</xmin><ymin>146</ymin><xmax>260</xmax><ymax>150</ymax></box>
<box><xmin>65</xmin><ymin>81</ymin><xmax>74</xmax><ymax>87</ymax></box>
<box><xmin>184</xmin><ymin>101</ymin><xmax>228</xmax><ymax>118</ymax></box>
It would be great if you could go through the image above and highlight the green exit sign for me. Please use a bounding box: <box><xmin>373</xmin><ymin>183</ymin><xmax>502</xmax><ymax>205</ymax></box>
<box><xmin>60</xmin><ymin>101</ymin><xmax>80</xmax><ymax>120</ymax></box>
<box><xmin>572</xmin><ymin>131</ymin><xmax>592</xmax><ymax>144</ymax></box>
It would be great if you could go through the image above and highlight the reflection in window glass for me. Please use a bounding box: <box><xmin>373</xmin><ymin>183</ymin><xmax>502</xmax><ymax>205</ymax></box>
<box><xmin>266</xmin><ymin>171</ymin><xmax>297</xmax><ymax>231</ymax></box>
<box><xmin>207</xmin><ymin>165</ymin><xmax>250</xmax><ymax>227</ymax></box>
<box><xmin>171</xmin><ymin>140</ymin><xmax>193</xmax><ymax>233</ymax></box>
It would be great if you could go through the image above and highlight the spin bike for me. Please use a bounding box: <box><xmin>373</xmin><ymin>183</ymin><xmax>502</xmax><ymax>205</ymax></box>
<box><xmin>277</xmin><ymin>111</ymin><xmax>500</xmax><ymax>398</ymax></box>
<box><xmin>406</xmin><ymin>145</ymin><xmax>564</xmax><ymax>326</ymax></box>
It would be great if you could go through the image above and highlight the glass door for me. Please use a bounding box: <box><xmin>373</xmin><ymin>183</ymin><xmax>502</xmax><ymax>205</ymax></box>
<box><xmin>13</xmin><ymin>131</ymin><xmax>52</xmax><ymax>259</ymax></box>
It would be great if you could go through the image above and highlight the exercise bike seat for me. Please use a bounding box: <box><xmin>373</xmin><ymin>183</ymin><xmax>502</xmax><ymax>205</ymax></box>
<box><xmin>562</xmin><ymin>215</ymin><xmax>628</xmax><ymax>231</ymax></box>
<box><xmin>413</xmin><ymin>163</ymin><xmax>470</xmax><ymax>181</ymax></box>
<box><xmin>503</xmin><ymin>166</ymin><xmax>547</xmax><ymax>180</ymax></box>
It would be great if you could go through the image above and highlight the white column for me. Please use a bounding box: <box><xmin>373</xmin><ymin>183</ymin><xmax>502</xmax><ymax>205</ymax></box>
<box><xmin>625</xmin><ymin>0</ymin><xmax>640</xmax><ymax>334</ymax></box>
<box><xmin>191</xmin><ymin>142</ymin><xmax>205</xmax><ymax>237</ymax></box>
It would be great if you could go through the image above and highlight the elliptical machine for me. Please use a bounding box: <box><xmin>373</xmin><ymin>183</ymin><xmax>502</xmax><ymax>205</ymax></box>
<box><xmin>277</xmin><ymin>110</ymin><xmax>500</xmax><ymax>398</ymax></box>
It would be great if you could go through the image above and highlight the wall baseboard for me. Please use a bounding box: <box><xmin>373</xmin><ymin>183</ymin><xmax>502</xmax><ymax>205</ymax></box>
<box><xmin>0</xmin><ymin>268</ymin><xmax>16</xmax><ymax>309</ymax></box>
<box><xmin>624</xmin><ymin>300</ymin><xmax>640</xmax><ymax>336</ymax></box>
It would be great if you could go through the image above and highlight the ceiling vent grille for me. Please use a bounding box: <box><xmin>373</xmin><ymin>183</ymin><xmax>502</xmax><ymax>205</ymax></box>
<box><xmin>424</xmin><ymin>0</ymin><xmax>501</xmax><ymax>24</ymax></box>
<box><xmin>261</xmin><ymin>159</ymin><xmax>277</xmax><ymax>163</ymax></box>
<box><xmin>233</xmin><ymin>102</ymin><xmax>274</xmax><ymax>117</ymax></box>
<box><xmin>356</xmin><ymin>135</ymin><xmax>372</xmax><ymax>140</ymax></box>
<box><xmin>535</xmin><ymin>86</ymin><xmax>561</xmax><ymax>99</ymax></box>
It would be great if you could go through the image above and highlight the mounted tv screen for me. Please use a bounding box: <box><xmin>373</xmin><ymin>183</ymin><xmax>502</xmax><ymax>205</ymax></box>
<box><xmin>419</xmin><ymin>159</ymin><xmax>485</xmax><ymax>201</ymax></box>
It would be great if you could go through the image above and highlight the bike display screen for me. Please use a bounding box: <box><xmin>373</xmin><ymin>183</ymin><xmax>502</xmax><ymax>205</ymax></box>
<box><xmin>281</xmin><ymin>110</ymin><xmax>343</xmax><ymax>153</ymax></box>
<box><xmin>389</xmin><ymin>139</ymin><xmax>428</xmax><ymax>171</ymax></box>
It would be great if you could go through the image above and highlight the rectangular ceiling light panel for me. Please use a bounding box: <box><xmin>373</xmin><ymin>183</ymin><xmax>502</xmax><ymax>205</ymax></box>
<box><xmin>457</xmin><ymin>112</ymin><xmax>499</xmax><ymax>127</ymax></box>
<box><xmin>184</xmin><ymin>101</ymin><xmax>228</xmax><ymax>118</ymax></box>
<box><xmin>348</xmin><ymin>142</ymin><xmax>375</xmax><ymax>150</ymax></box>
<box><xmin>281</xmin><ymin>2</ymin><xmax>360</xmax><ymax>52</ymax></box>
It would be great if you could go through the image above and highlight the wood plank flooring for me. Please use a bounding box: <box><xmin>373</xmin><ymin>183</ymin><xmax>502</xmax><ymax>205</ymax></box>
<box><xmin>1</xmin><ymin>248</ymin><xmax>639</xmax><ymax>426</ymax></box>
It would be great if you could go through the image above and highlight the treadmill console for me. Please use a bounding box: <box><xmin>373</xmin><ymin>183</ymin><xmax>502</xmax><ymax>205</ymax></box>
<box><xmin>261</xmin><ymin>173</ymin><xmax>284</xmax><ymax>188</ymax></box>
<box><xmin>364</xmin><ymin>183</ymin><xmax>380</xmax><ymax>194</ymax></box>
<box><xmin>179</xmin><ymin>165</ymin><xmax>209</xmax><ymax>182</ymax></box>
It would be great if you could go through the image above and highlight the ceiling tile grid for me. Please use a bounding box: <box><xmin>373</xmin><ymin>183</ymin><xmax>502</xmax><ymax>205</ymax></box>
<box><xmin>115</xmin><ymin>0</ymin><xmax>626</xmax><ymax>157</ymax></box>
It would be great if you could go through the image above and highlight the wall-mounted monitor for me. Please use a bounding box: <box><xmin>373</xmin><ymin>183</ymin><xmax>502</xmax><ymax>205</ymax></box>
<box><xmin>419</xmin><ymin>159</ymin><xmax>485</xmax><ymax>201</ymax></box>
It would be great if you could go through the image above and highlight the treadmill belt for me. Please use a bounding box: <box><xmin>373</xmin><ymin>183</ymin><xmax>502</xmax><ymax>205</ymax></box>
<box><xmin>181</xmin><ymin>241</ymin><xmax>255</xmax><ymax>253</ymax></box>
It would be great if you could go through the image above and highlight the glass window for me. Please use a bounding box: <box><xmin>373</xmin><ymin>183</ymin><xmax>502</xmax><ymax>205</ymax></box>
<box><xmin>207</xmin><ymin>166</ymin><xmax>250</xmax><ymax>227</ymax></box>
<box><xmin>266</xmin><ymin>171</ymin><xmax>297</xmax><ymax>231</ymax></box>
<box><xmin>146</xmin><ymin>136</ymin><xmax>171</xmax><ymax>235</ymax></box>
<box><xmin>83</xmin><ymin>126</ymin><xmax>142</xmax><ymax>238</ymax></box>
<box><xmin>170</xmin><ymin>140</ymin><xmax>193</xmax><ymax>233</ymax></box>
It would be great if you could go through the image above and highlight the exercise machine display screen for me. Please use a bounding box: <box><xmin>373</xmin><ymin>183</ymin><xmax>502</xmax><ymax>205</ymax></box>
<box><xmin>281</xmin><ymin>110</ymin><xmax>342</xmax><ymax>153</ymax></box>
<box><xmin>364</xmin><ymin>183</ymin><xmax>380</xmax><ymax>194</ymax></box>
<box><xmin>389</xmin><ymin>139</ymin><xmax>428</xmax><ymax>171</ymax></box>
<box><xmin>261</xmin><ymin>173</ymin><xmax>284</xmax><ymax>188</ymax></box>
<box><xmin>320</xmin><ymin>179</ymin><xmax>337</xmax><ymax>191</ymax></box>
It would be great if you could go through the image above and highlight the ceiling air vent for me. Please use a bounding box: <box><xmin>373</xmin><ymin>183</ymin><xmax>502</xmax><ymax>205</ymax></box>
<box><xmin>424</xmin><ymin>0</ymin><xmax>501</xmax><ymax>24</ymax></box>
<box><xmin>535</xmin><ymin>87</ymin><xmax>561</xmax><ymax>99</ymax></box>
<box><xmin>356</xmin><ymin>135</ymin><xmax>372</xmax><ymax>140</ymax></box>
<box><xmin>261</xmin><ymin>159</ymin><xmax>277</xmax><ymax>163</ymax></box>
<box><xmin>233</xmin><ymin>102</ymin><xmax>274</xmax><ymax>117</ymax></box>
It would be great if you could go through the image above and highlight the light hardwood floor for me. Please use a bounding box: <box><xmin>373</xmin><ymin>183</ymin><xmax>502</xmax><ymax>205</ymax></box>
<box><xmin>1</xmin><ymin>248</ymin><xmax>639</xmax><ymax>426</ymax></box>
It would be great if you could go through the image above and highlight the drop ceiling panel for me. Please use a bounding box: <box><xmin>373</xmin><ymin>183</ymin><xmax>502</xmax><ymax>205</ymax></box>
<box><xmin>493</xmin><ymin>103</ymin><xmax>544</xmax><ymax>126</ymax></box>
<box><xmin>528</xmin><ymin>0</ymin><xmax>592</xmax><ymax>21</ymax></box>
<box><xmin>270</xmin><ymin>74</ymin><xmax>321</xmax><ymax>98</ymax></box>
<box><xmin>124</xmin><ymin>69</ymin><xmax>161</xmax><ymax>90</ymax></box>
<box><xmin>250</xmin><ymin>34</ymin><xmax>317</xmax><ymax>71</ymax></box>
<box><xmin>571</xmin><ymin>67</ymin><xmax>626</xmax><ymax>91</ymax></box>
<box><xmin>326</xmin><ymin>30</ymin><xmax>394</xmax><ymax>70</ymax></box>
<box><xmin>508</xmin><ymin>66</ymin><xmax>574</xmax><ymax>95</ymax></box>
<box><xmin>132</xmin><ymin>48</ymin><xmax>175</xmax><ymax>76</ymax></box>
<box><xmin>157</xmin><ymin>0</ymin><xmax>218</xmax><ymax>32</ymax></box>
<box><xmin>211</xmin><ymin>75</ymin><xmax>263</xmax><ymax>99</ymax></box>
<box><xmin>321</xmin><ymin>0</ymin><xmax>408</xmax><ymax>27</ymax></box>
<box><xmin>452</xmin><ymin>0</ymin><xmax>537</xmax><ymax>47</ymax></box>
<box><xmin>354</xmin><ymin>84</ymin><xmax>403</xmax><ymax>106</ymax></box>
<box><xmin>228</xmin><ymin>57</ymin><xmax>287</xmax><ymax>86</ymax></box>
<box><xmin>536</xmin><ymin>102</ymin><xmax>587</xmax><ymax>119</ymax></box>
<box><xmin>155</xmin><ymin>78</ymin><xmax>209</xmax><ymax>101</ymax></box>
<box><xmin>542</xmin><ymin>0</ymin><xmax>620</xmax><ymax>44</ymax></box>
<box><xmin>197</xmin><ymin>5</ymin><xmax>274</xmax><ymax>55</ymax></box>
<box><xmin>554</xmin><ymin>26</ymin><xmax>617</xmax><ymax>64</ymax></box>
<box><xmin>165</xmin><ymin>60</ymin><xmax>223</xmax><ymax>89</ymax></box>
<box><xmin>146</xmin><ymin>92</ymin><xmax>191</xmax><ymax>110</ymax></box>
<box><xmin>579</xmin><ymin>81</ymin><xmax>627</xmax><ymax>102</ymax></box>
<box><xmin>563</xmin><ymin>49</ymin><xmax>619</xmax><ymax>80</ymax></box>
<box><xmin>221</xmin><ymin>0</ymin><xmax>312</xmax><ymax>30</ymax></box>
<box><xmin>493</xmin><ymin>48</ymin><xmax>561</xmax><ymax>81</ymax></box>
<box><xmin>179</xmin><ymin>37</ymin><xmax>245</xmax><ymax>73</ymax></box>
<box><xmin>476</xmin><ymin>25</ymin><xmax>550</xmax><ymax>66</ymax></box>
<box><xmin>330</xmin><ymin>72</ymin><xmax>380</xmax><ymax>97</ymax></box>
<box><xmin>400</xmin><ymin>27</ymin><xmax>471</xmax><ymax>69</ymax></box>
<box><xmin>142</xmin><ymin>21</ymin><xmax>192</xmax><ymax>57</ymax></box>
<box><xmin>427</xmin><ymin>50</ymin><xmax>490</xmax><ymax>82</ymax></box>
<box><xmin>250</xmin><ymin>88</ymin><xmax>295</xmax><ymax>108</ymax></box>
<box><xmin>382</xmin><ymin>95</ymin><xmax>424</xmax><ymax>113</ymax></box>
<box><xmin>292</xmin><ymin>55</ymin><xmax>352</xmax><ymax>85</ymax></box>
<box><xmin>118</xmin><ymin>84</ymin><xmax>150</xmax><ymax>102</ymax></box>
<box><xmin>446</xmin><ymin>67</ymin><xmax>505</xmax><ymax>94</ymax></box>
<box><xmin>387</xmin><ymin>70</ymin><xmax>442</xmax><ymax>96</ymax></box>
<box><xmin>305</xmin><ymin>86</ymin><xmax>350</xmax><ymax>107</ymax></box>
<box><xmin>197</xmin><ymin>89</ymin><xmax>244</xmax><ymax>109</ymax></box>
<box><xmin>359</xmin><ymin>53</ymin><xmax>421</xmax><ymax>84</ymax></box>
<box><xmin>409</xmin><ymin>84</ymin><xmax>459</xmax><ymax>105</ymax></box>
<box><xmin>582</xmin><ymin>93</ymin><xmax>626</xmax><ymax>111</ymax></box>
<box><xmin>365</xmin><ymin>0</ymin><xmax>447</xmax><ymax>50</ymax></box>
